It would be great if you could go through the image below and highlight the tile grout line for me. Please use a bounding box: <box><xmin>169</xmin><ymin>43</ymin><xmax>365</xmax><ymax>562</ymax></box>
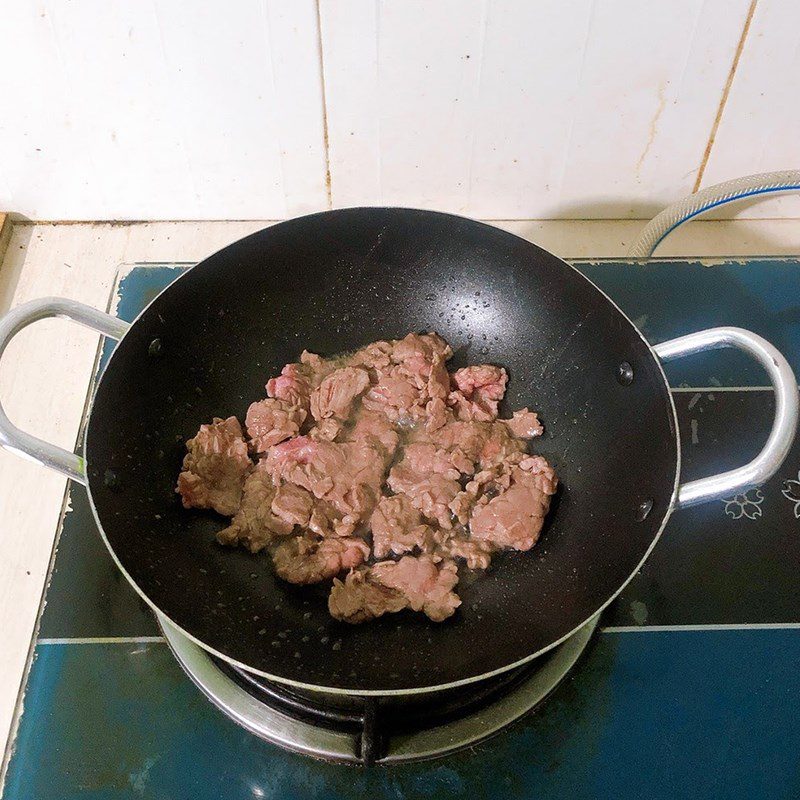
<box><xmin>34</xmin><ymin>624</ymin><xmax>800</xmax><ymax>645</ymax></box>
<box><xmin>38</xmin><ymin>637</ymin><xmax>166</xmax><ymax>645</ymax></box>
<box><xmin>603</xmin><ymin>623</ymin><xmax>800</xmax><ymax>633</ymax></box>
<box><xmin>692</xmin><ymin>0</ymin><xmax>758</xmax><ymax>192</ymax></box>
<box><xmin>315</xmin><ymin>0</ymin><xmax>333</xmax><ymax>210</ymax></box>
<box><xmin>670</xmin><ymin>385</ymin><xmax>773</xmax><ymax>392</ymax></box>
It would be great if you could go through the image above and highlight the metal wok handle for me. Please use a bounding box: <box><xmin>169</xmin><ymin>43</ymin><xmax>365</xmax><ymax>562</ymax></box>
<box><xmin>0</xmin><ymin>297</ymin><xmax>130</xmax><ymax>485</ymax></box>
<box><xmin>654</xmin><ymin>327</ymin><xmax>799</xmax><ymax>509</ymax></box>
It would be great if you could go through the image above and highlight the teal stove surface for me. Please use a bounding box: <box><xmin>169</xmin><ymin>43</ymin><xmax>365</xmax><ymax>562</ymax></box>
<box><xmin>3</xmin><ymin>258</ymin><xmax>800</xmax><ymax>799</ymax></box>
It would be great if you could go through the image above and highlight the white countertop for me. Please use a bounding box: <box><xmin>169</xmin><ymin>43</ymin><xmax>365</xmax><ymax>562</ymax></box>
<box><xmin>1</xmin><ymin>216</ymin><xmax>798</xmax><ymax>762</ymax></box>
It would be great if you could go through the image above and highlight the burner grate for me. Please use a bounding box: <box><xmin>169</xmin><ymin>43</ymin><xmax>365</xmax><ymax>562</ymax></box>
<box><xmin>161</xmin><ymin>611</ymin><xmax>598</xmax><ymax>765</ymax></box>
<box><xmin>218</xmin><ymin>658</ymin><xmax>538</xmax><ymax>765</ymax></box>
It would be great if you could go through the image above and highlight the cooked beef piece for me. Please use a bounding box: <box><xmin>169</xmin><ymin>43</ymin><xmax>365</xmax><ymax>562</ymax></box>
<box><xmin>387</xmin><ymin>443</ymin><xmax>465</xmax><ymax>528</ymax></box>
<box><xmin>372</xmin><ymin>555</ymin><xmax>461</xmax><ymax>621</ymax></box>
<box><xmin>448</xmin><ymin>365</ymin><xmax>508</xmax><ymax>421</ymax></box>
<box><xmin>328</xmin><ymin>569</ymin><xmax>408</xmax><ymax>623</ymax></box>
<box><xmin>309</xmin><ymin>418</ymin><xmax>343</xmax><ymax>441</ymax></box>
<box><xmin>346</xmin><ymin>340</ymin><xmax>394</xmax><ymax>372</ymax></box>
<box><xmin>266</xmin><ymin>363</ymin><xmax>313</xmax><ymax>410</ymax></box>
<box><xmin>300</xmin><ymin>349</ymin><xmax>335</xmax><ymax>379</ymax></box>
<box><xmin>427</xmin><ymin>354</ymin><xmax>450</xmax><ymax>400</ymax></box>
<box><xmin>177</xmin><ymin>416</ymin><xmax>252</xmax><ymax>516</ymax></box>
<box><xmin>271</xmin><ymin>483</ymin><xmax>314</xmax><ymax>527</ymax></box>
<box><xmin>464</xmin><ymin>466</ymin><xmax>510</xmax><ymax>497</ymax></box>
<box><xmin>392</xmin><ymin>332</ymin><xmax>453</xmax><ymax>367</ymax></box>
<box><xmin>310</xmin><ymin>366</ymin><xmax>371</xmax><ymax>421</ymax></box>
<box><xmin>398</xmin><ymin>443</ymin><xmax>465</xmax><ymax>479</ymax></box>
<box><xmin>306</xmin><ymin>497</ymin><xmax>361</xmax><ymax>538</ymax></box>
<box><xmin>470</xmin><ymin>456</ymin><xmax>558</xmax><ymax>551</ymax></box>
<box><xmin>362</xmin><ymin>369</ymin><xmax>426</xmax><ymax>422</ymax></box>
<box><xmin>217</xmin><ymin>471</ymin><xmax>294</xmax><ymax>553</ymax></box>
<box><xmin>361</xmin><ymin>333</ymin><xmax>454</xmax><ymax>423</ymax></box>
<box><xmin>370</xmin><ymin>494</ymin><xmax>435</xmax><ymax>558</ymax></box>
<box><xmin>391</xmin><ymin>473</ymin><xmax>461</xmax><ymax>530</ymax></box>
<box><xmin>329</xmin><ymin>555</ymin><xmax>460</xmax><ymax>623</ymax></box>
<box><xmin>264</xmin><ymin>437</ymin><xmax>385</xmax><ymax>523</ymax></box>
<box><xmin>245</xmin><ymin>398</ymin><xmax>306</xmax><ymax>451</ymax></box>
<box><xmin>503</xmin><ymin>408</ymin><xmax>543</xmax><ymax>439</ymax></box>
<box><xmin>433</xmin><ymin>528</ymin><xmax>494</xmax><ymax>570</ymax></box>
<box><xmin>426</xmin><ymin>419</ymin><xmax>490</xmax><ymax>463</ymax></box>
<box><xmin>417</xmin><ymin>420</ymin><xmax>525</xmax><ymax>472</ymax></box>
<box><xmin>448</xmin><ymin>490</ymin><xmax>476</xmax><ymax>525</ymax></box>
<box><xmin>424</xmin><ymin>396</ymin><xmax>449</xmax><ymax>432</ymax></box>
<box><xmin>477</xmin><ymin>422</ymin><xmax>527</xmax><ymax>469</ymax></box>
<box><xmin>387</xmin><ymin>441</ymin><xmax>473</xmax><ymax>495</ymax></box>
<box><xmin>272</xmin><ymin>535</ymin><xmax>370</xmax><ymax>584</ymax></box>
<box><xmin>265</xmin><ymin>352</ymin><xmax>335</xmax><ymax>411</ymax></box>
<box><xmin>343</xmin><ymin>410</ymin><xmax>400</xmax><ymax>460</ymax></box>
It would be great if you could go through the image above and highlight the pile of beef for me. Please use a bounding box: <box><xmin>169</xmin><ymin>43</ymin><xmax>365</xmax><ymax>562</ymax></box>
<box><xmin>177</xmin><ymin>333</ymin><xmax>557</xmax><ymax>624</ymax></box>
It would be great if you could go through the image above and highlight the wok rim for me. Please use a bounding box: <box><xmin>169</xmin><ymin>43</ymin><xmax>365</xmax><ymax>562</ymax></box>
<box><xmin>82</xmin><ymin>208</ymin><xmax>681</xmax><ymax>696</ymax></box>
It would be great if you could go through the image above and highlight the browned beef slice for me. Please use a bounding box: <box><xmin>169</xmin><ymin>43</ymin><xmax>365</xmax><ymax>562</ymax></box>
<box><xmin>271</xmin><ymin>483</ymin><xmax>314</xmax><ymax>527</ymax></box>
<box><xmin>470</xmin><ymin>456</ymin><xmax>558</xmax><ymax>551</ymax></box>
<box><xmin>387</xmin><ymin>441</ymin><xmax>472</xmax><ymax>530</ymax></box>
<box><xmin>361</xmin><ymin>333</ymin><xmax>454</xmax><ymax>422</ymax></box>
<box><xmin>245</xmin><ymin>398</ymin><xmax>306</xmax><ymax>451</ymax></box>
<box><xmin>424</xmin><ymin>397</ymin><xmax>450</xmax><ymax>433</ymax></box>
<box><xmin>308</xmin><ymin>419</ymin><xmax>343</xmax><ymax>441</ymax></box>
<box><xmin>265</xmin><ymin>352</ymin><xmax>335</xmax><ymax>410</ymax></box>
<box><xmin>391</xmin><ymin>332</ymin><xmax>453</xmax><ymax>366</ymax></box>
<box><xmin>177</xmin><ymin>416</ymin><xmax>252</xmax><ymax>516</ymax></box>
<box><xmin>264</xmin><ymin>436</ymin><xmax>385</xmax><ymax>523</ymax></box>
<box><xmin>310</xmin><ymin>366</ymin><xmax>371</xmax><ymax>421</ymax></box>
<box><xmin>345</xmin><ymin>340</ymin><xmax>394</xmax><ymax>372</ymax></box>
<box><xmin>433</xmin><ymin>528</ymin><xmax>494</xmax><ymax>570</ymax></box>
<box><xmin>425</xmin><ymin>419</ymin><xmax>494</xmax><ymax>464</ymax></box>
<box><xmin>266</xmin><ymin>363</ymin><xmax>313</xmax><ymax>410</ymax></box>
<box><xmin>343</xmin><ymin>410</ymin><xmax>400</xmax><ymax>460</ymax></box>
<box><xmin>328</xmin><ymin>569</ymin><xmax>408</xmax><ymax>623</ymax></box>
<box><xmin>217</xmin><ymin>470</ymin><xmax>294</xmax><ymax>553</ymax></box>
<box><xmin>370</xmin><ymin>494</ymin><xmax>434</xmax><ymax>558</ymax></box>
<box><xmin>388</xmin><ymin>471</ymin><xmax>460</xmax><ymax>530</ymax></box>
<box><xmin>362</xmin><ymin>369</ymin><xmax>425</xmax><ymax>421</ymax></box>
<box><xmin>372</xmin><ymin>555</ymin><xmax>461</xmax><ymax>621</ymax></box>
<box><xmin>448</xmin><ymin>365</ymin><xmax>508</xmax><ymax>421</ymax></box>
<box><xmin>272</xmin><ymin>535</ymin><xmax>370</xmax><ymax>584</ymax></box>
<box><xmin>300</xmin><ymin>350</ymin><xmax>336</xmax><ymax>381</ymax></box>
<box><xmin>329</xmin><ymin>555</ymin><xmax>460</xmax><ymax>623</ymax></box>
<box><xmin>426</xmin><ymin>420</ymin><xmax>525</xmax><ymax>469</ymax></box>
<box><xmin>502</xmin><ymin>408</ymin><xmax>543</xmax><ymax>439</ymax></box>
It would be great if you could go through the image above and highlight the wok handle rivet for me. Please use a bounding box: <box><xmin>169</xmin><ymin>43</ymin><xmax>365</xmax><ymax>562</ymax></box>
<box><xmin>616</xmin><ymin>361</ymin><xmax>634</xmax><ymax>385</ymax></box>
<box><xmin>636</xmin><ymin>499</ymin><xmax>653</xmax><ymax>521</ymax></box>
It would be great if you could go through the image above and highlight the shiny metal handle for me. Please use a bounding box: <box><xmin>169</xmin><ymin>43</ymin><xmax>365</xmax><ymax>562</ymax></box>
<box><xmin>0</xmin><ymin>297</ymin><xmax>130</xmax><ymax>484</ymax></box>
<box><xmin>654</xmin><ymin>327</ymin><xmax>799</xmax><ymax>509</ymax></box>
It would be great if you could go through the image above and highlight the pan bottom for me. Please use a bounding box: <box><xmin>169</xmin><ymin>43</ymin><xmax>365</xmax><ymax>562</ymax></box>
<box><xmin>160</xmin><ymin>612</ymin><xmax>599</xmax><ymax>765</ymax></box>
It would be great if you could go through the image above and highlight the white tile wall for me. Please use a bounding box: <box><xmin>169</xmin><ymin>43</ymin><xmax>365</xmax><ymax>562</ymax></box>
<box><xmin>0</xmin><ymin>0</ymin><xmax>328</xmax><ymax>219</ymax></box>
<box><xmin>321</xmin><ymin>0</ymin><xmax>750</xmax><ymax>219</ymax></box>
<box><xmin>700</xmin><ymin>0</ymin><xmax>800</xmax><ymax>218</ymax></box>
<box><xmin>0</xmin><ymin>0</ymin><xmax>796</xmax><ymax>221</ymax></box>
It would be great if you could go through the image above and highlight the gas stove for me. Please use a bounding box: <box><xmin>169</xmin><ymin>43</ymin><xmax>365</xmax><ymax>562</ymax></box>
<box><xmin>161</xmin><ymin>612</ymin><xmax>597</xmax><ymax>766</ymax></box>
<box><xmin>3</xmin><ymin>258</ymin><xmax>800</xmax><ymax>799</ymax></box>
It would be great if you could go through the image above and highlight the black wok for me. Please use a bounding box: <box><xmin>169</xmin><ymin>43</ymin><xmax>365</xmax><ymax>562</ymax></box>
<box><xmin>0</xmin><ymin>208</ymin><xmax>796</xmax><ymax>694</ymax></box>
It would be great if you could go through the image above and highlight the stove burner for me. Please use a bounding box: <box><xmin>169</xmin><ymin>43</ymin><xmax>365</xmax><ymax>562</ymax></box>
<box><xmin>160</xmin><ymin>613</ymin><xmax>598</xmax><ymax>765</ymax></box>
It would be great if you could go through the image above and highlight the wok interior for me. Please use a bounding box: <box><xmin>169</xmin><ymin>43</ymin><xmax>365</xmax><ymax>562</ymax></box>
<box><xmin>86</xmin><ymin>209</ymin><xmax>677</xmax><ymax>692</ymax></box>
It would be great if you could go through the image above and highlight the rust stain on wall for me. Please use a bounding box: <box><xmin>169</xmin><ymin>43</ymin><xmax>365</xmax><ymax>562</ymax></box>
<box><xmin>636</xmin><ymin>83</ymin><xmax>667</xmax><ymax>177</ymax></box>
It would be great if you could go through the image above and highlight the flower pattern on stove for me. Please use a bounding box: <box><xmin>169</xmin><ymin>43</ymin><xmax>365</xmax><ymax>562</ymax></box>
<box><xmin>781</xmin><ymin>472</ymin><xmax>800</xmax><ymax>519</ymax></box>
<box><xmin>722</xmin><ymin>488</ymin><xmax>764</xmax><ymax>520</ymax></box>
